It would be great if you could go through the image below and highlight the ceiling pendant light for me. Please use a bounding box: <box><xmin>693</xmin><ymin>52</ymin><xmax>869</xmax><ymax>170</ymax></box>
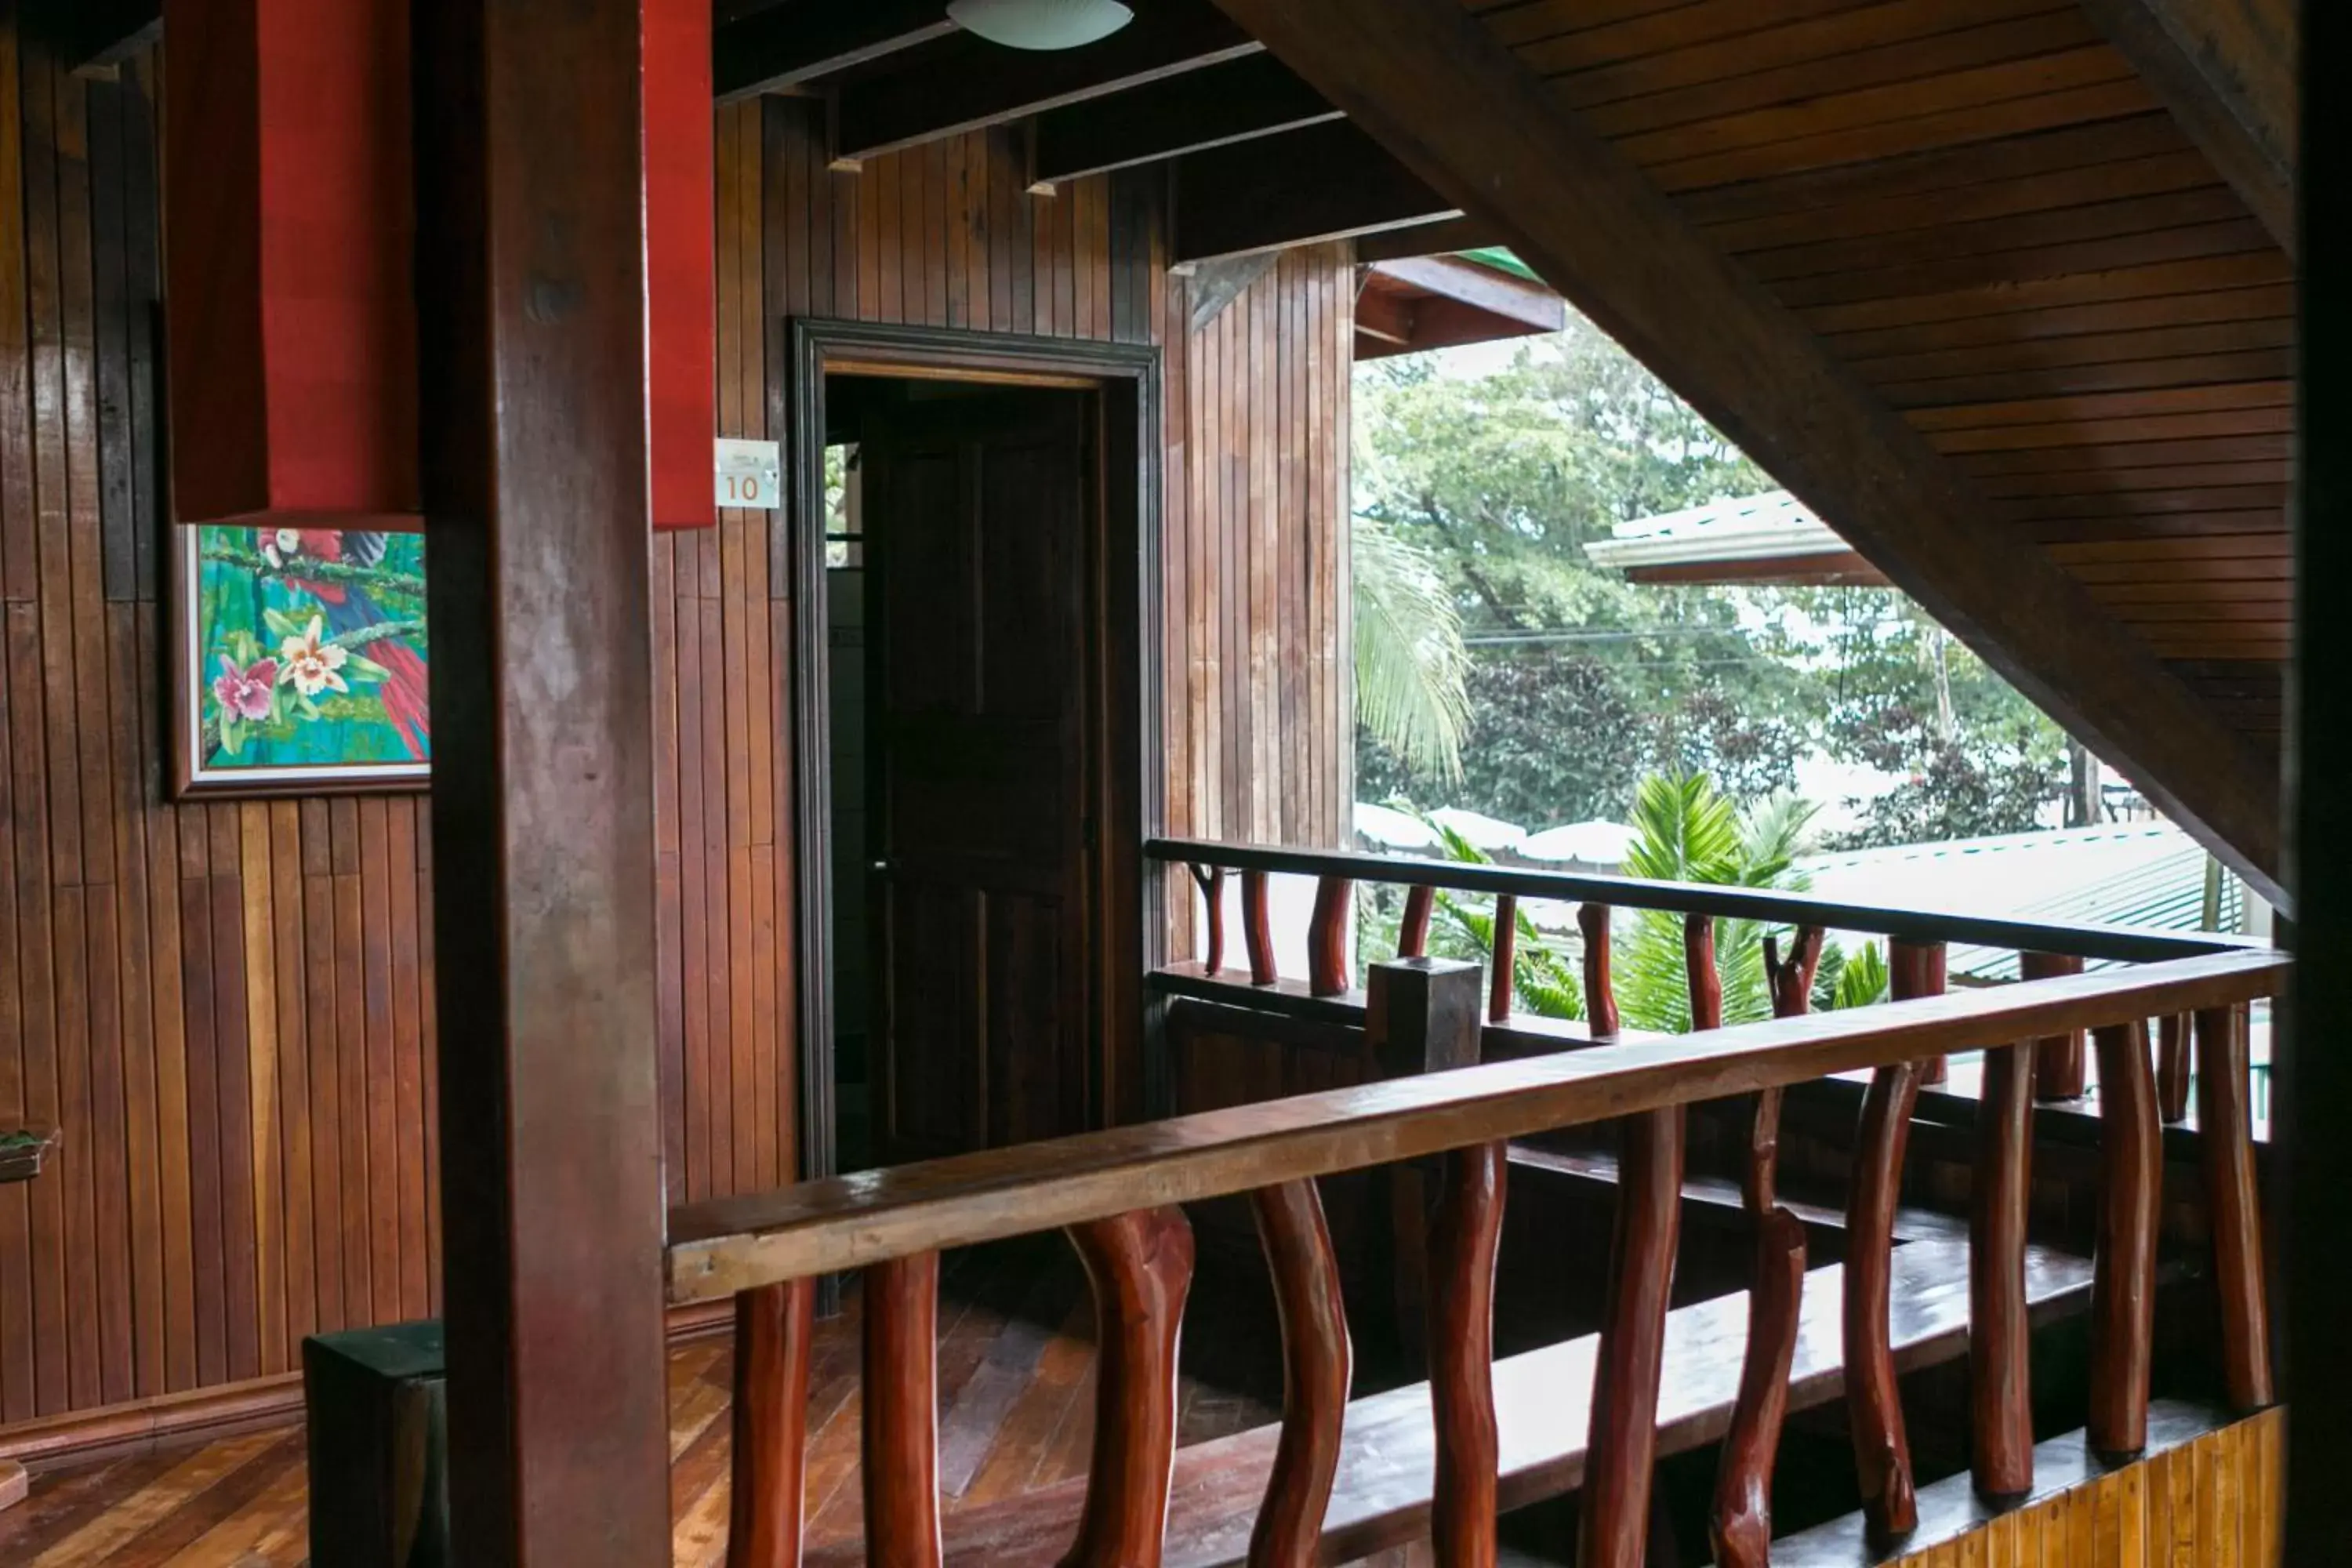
<box><xmin>947</xmin><ymin>0</ymin><xmax>1134</xmax><ymax>51</ymax></box>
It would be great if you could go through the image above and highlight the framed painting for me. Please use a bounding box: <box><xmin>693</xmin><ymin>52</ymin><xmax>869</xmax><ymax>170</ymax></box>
<box><xmin>172</xmin><ymin>526</ymin><xmax>431</xmax><ymax>797</ymax></box>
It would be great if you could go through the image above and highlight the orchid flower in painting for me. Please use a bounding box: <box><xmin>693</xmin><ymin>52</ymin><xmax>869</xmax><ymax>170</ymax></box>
<box><xmin>278</xmin><ymin>616</ymin><xmax>350</xmax><ymax>699</ymax></box>
<box><xmin>211</xmin><ymin>655</ymin><xmax>278</xmax><ymax>721</ymax></box>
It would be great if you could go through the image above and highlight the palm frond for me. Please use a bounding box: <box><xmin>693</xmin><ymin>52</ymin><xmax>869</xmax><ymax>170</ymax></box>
<box><xmin>1353</xmin><ymin>513</ymin><xmax>1471</xmax><ymax>782</ymax></box>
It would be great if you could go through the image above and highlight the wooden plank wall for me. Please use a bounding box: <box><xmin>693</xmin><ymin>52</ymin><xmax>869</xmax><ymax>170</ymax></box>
<box><xmin>0</xmin><ymin>63</ymin><xmax>1352</xmax><ymax>1431</ymax></box>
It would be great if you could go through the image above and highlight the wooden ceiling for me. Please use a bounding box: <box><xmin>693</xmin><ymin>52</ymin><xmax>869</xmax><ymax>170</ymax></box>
<box><xmin>62</xmin><ymin>0</ymin><xmax>2297</xmax><ymax>896</ymax></box>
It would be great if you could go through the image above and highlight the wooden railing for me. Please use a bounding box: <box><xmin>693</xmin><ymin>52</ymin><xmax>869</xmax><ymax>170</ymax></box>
<box><xmin>673</xmin><ymin>844</ymin><xmax>2281</xmax><ymax>1566</ymax></box>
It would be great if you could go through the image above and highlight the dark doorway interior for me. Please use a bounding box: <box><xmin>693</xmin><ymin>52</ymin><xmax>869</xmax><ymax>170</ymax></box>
<box><xmin>824</xmin><ymin>375</ymin><xmax>1105</xmax><ymax>1171</ymax></box>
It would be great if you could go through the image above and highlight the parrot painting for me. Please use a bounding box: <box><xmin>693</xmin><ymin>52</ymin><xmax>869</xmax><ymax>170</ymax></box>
<box><xmin>256</xmin><ymin>528</ymin><xmax>431</xmax><ymax>760</ymax></box>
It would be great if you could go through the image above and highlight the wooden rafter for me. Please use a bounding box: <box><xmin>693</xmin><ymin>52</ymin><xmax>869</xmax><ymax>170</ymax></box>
<box><xmin>714</xmin><ymin>0</ymin><xmax>956</xmax><ymax>103</ymax></box>
<box><xmin>833</xmin><ymin>0</ymin><xmax>1259</xmax><ymax>163</ymax></box>
<box><xmin>45</xmin><ymin>0</ymin><xmax>160</xmax><ymax>74</ymax></box>
<box><xmin>1030</xmin><ymin>53</ymin><xmax>1338</xmax><ymax>186</ymax></box>
<box><xmin>2076</xmin><ymin>0</ymin><xmax>2297</xmax><ymax>257</ymax></box>
<box><xmin>1210</xmin><ymin>0</ymin><xmax>2285</xmax><ymax>905</ymax></box>
<box><xmin>1172</xmin><ymin>120</ymin><xmax>1454</xmax><ymax>266</ymax></box>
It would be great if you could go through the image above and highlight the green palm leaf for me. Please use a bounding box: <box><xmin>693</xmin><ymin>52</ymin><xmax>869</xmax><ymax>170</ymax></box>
<box><xmin>1354</xmin><ymin>513</ymin><xmax>1470</xmax><ymax>783</ymax></box>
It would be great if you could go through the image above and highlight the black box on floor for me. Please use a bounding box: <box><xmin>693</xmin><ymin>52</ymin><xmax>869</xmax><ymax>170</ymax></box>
<box><xmin>303</xmin><ymin>1320</ymin><xmax>448</xmax><ymax>1568</ymax></box>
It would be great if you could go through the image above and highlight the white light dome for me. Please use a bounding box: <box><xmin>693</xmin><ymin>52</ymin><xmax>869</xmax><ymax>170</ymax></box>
<box><xmin>948</xmin><ymin>0</ymin><xmax>1134</xmax><ymax>51</ymax></box>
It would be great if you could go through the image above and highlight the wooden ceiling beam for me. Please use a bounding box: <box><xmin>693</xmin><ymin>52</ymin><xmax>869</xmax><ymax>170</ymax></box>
<box><xmin>45</xmin><ymin>0</ymin><xmax>160</xmax><ymax>75</ymax></box>
<box><xmin>1172</xmin><ymin>119</ymin><xmax>1457</xmax><ymax>266</ymax></box>
<box><xmin>1213</xmin><ymin>0</ymin><xmax>2287</xmax><ymax>906</ymax></box>
<box><xmin>2076</xmin><ymin>0</ymin><xmax>2297</xmax><ymax>256</ymax></box>
<box><xmin>1030</xmin><ymin>52</ymin><xmax>1338</xmax><ymax>186</ymax></box>
<box><xmin>1372</xmin><ymin>255</ymin><xmax>1563</xmax><ymax>334</ymax></box>
<box><xmin>1354</xmin><ymin>217</ymin><xmax>1501</xmax><ymax>265</ymax></box>
<box><xmin>714</xmin><ymin>0</ymin><xmax>956</xmax><ymax>103</ymax></box>
<box><xmin>833</xmin><ymin>0</ymin><xmax>1259</xmax><ymax>163</ymax></box>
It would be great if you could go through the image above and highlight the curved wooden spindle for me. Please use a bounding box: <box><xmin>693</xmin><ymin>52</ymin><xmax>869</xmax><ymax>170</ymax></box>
<box><xmin>2089</xmin><ymin>1018</ymin><xmax>2160</xmax><ymax>1460</ymax></box>
<box><xmin>1579</xmin><ymin>1105</ymin><xmax>1684</xmax><ymax>1568</ymax></box>
<box><xmin>1243</xmin><ymin>869</ymin><xmax>1276</xmax><ymax>987</ymax></box>
<box><xmin>1247</xmin><ymin>1181</ymin><xmax>1352</xmax><ymax>1568</ymax></box>
<box><xmin>1684</xmin><ymin>912</ymin><xmax>1722</xmax><ymax>1031</ymax></box>
<box><xmin>1578</xmin><ymin>902</ymin><xmax>1619</xmax><ymax>1040</ymax></box>
<box><xmin>2157</xmin><ymin>1011</ymin><xmax>2192</xmax><ymax>1124</ymax></box>
<box><xmin>1844</xmin><ymin>1059</ymin><xmax>1925</xmax><ymax>1545</ymax></box>
<box><xmin>863</xmin><ymin>1252</ymin><xmax>944</xmax><ymax>1568</ymax></box>
<box><xmin>1710</xmin><ymin>1207</ymin><xmax>1806</xmax><ymax>1568</ymax></box>
<box><xmin>1746</xmin><ymin>927</ymin><xmax>1824</xmax><ymax>1214</ymax></box>
<box><xmin>1397</xmin><ymin>884</ymin><xmax>1436</xmax><ymax>960</ymax></box>
<box><xmin>1062</xmin><ymin>1208</ymin><xmax>1196</xmax><ymax>1568</ymax></box>
<box><xmin>2196</xmin><ymin>1003</ymin><xmax>2274</xmax><ymax>1411</ymax></box>
<box><xmin>1428</xmin><ymin>1142</ymin><xmax>1506</xmax><ymax>1568</ymax></box>
<box><xmin>1190</xmin><ymin>865</ymin><xmax>1226</xmax><ymax>976</ymax></box>
<box><xmin>1889</xmin><ymin>939</ymin><xmax>1948</xmax><ymax>1086</ymax></box>
<box><xmin>2022</xmin><ymin>952</ymin><xmax>2087</xmax><ymax>1099</ymax></box>
<box><xmin>729</xmin><ymin>1277</ymin><xmax>817</xmax><ymax>1568</ymax></box>
<box><xmin>1487</xmin><ymin>895</ymin><xmax>1518</xmax><ymax>1024</ymax></box>
<box><xmin>1969</xmin><ymin>1040</ymin><xmax>2034</xmax><ymax>1499</ymax></box>
<box><xmin>1308</xmin><ymin>877</ymin><xmax>1355</xmax><ymax>997</ymax></box>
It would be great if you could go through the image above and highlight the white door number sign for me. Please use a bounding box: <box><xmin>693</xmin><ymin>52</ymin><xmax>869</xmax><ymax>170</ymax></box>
<box><xmin>715</xmin><ymin>438</ymin><xmax>782</xmax><ymax>510</ymax></box>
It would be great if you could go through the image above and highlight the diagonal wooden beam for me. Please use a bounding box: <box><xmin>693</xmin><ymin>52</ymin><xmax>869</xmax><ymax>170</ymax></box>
<box><xmin>43</xmin><ymin>0</ymin><xmax>160</xmax><ymax>75</ymax></box>
<box><xmin>1212</xmin><ymin>0</ymin><xmax>2285</xmax><ymax>905</ymax></box>
<box><xmin>1030</xmin><ymin>52</ymin><xmax>1339</xmax><ymax>186</ymax></box>
<box><xmin>1172</xmin><ymin>120</ymin><xmax>1455</xmax><ymax>265</ymax></box>
<box><xmin>835</xmin><ymin>0</ymin><xmax>1259</xmax><ymax>163</ymax></box>
<box><xmin>713</xmin><ymin>0</ymin><xmax>956</xmax><ymax>103</ymax></box>
<box><xmin>2076</xmin><ymin>0</ymin><xmax>2297</xmax><ymax>256</ymax></box>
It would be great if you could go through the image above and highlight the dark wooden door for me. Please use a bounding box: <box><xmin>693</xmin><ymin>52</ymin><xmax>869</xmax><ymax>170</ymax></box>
<box><xmin>861</xmin><ymin>388</ymin><xmax>1098</xmax><ymax>1163</ymax></box>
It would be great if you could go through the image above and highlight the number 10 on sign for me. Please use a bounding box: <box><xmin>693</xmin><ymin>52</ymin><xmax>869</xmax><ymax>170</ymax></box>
<box><xmin>715</xmin><ymin>438</ymin><xmax>782</xmax><ymax>510</ymax></box>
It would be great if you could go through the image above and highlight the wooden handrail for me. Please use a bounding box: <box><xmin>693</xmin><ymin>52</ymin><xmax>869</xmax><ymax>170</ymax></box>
<box><xmin>669</xmin><ymin>949</ymin><xmax>2286</xmax><ymax>1300</ymax></box>
<box><xmin>1149</xmin><ymin>837</ymin><xmax>2256</xmax><ymax>964</ymax></box>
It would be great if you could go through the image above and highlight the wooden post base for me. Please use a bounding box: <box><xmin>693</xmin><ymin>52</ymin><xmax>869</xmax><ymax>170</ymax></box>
<box><xmin>2</xmin><ymin>1457</ymin><xmax>27</xmax><ymax>1511</ymax></box>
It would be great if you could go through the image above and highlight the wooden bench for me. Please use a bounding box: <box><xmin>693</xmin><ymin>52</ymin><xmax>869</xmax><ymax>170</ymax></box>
<box><xmin>804</xmin><ymin>1237</ymin><xmax>2094</xmax><ymax>1567</ymax></box>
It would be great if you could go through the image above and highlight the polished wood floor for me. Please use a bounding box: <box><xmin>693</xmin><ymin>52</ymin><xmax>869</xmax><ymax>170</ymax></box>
<box><xmin>0</xmin><ymin>1240</ymin><xmax>1283</xmax><ymax>1566</ymax></box>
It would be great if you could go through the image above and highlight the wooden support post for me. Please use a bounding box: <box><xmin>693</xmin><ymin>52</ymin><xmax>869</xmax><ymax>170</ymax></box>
<box><xmin>729</xmin><ymin>1279</ymin><xmax>817</xmax><ymax>1568</ymax></box>
<box><xmin>1190</xmin><ymin>866</ymin><xmax>1225</xmax><ymax>976</ymax></box>
<box><xmin>1243</xmin><ymin>869</ymin><xmax>1276</xmax><ymax>986</ymax></box>
<box><xmin>1367</xmin><ymin>959</ymin><xmax>1484</xmax><ymax>1367</ymax></box>
<box><xmin>2158</xmin><ymin>1011</ymin><xmax>2193</xmax><ymax>1123</ymax></box>
<box><xmin>1308</xmin><ymin>876</ymin><xmax>1354</xmax><ymax>997</ymax></box>
<box><xmin>1398</xmin><ymin>884</ymin><xmax>1435</xmax><ymax>960</ymax></box>
<box><xmin>1684</xmin><ymin>913</ymin><xmax>1722</xmax><ymax>1032</ymax></box>
<box><xmin>1247</xmin><ymin>1181</ymin><xmax>1351</xmax><ymax>1567</ymax></box>
<box><xmin>1711</xmin><ymin>1208</ymin><xmax>1806</xmax><ymax>1568</ymax></box>
<box><xmin>1890</xmin><ymin>940</ymin><xmax>1949</xmax><ymax>1086</ymax></box>
<box><xmin>1487</xmin><ymin>895</ymin><xmax>1517</xmax><ymax>1024</ymax></box>
<box><xmin>1845</xmin><ymin>1060</ymin><xmax>1926</xmax><ymax>1545</ymax></box>
<box><xmin>1062</xmin><ymin>1209</ymin><xmax>1195</xmax><ymax>1568</ymax></box>
<box><xmin>1747</xmin><ymin>927</ymin><xmax>1824</xmax><ymax>1214</ymax></box>
<box><xmin>1579</xmin><ymin>903</ymin><xmax>1619</xmax><ymax>1039</ymax></box>
<box><xmin>862</xmin><ymin>1254</ymin><xmax>944</xmax><ymax>1567</ymax></box>
<box><xmin>411</xmin><ymin>0</ymin><xmax>670</xmax><ymax>1556</ymax></box>
<box><xmin>1970</xmin><ymin>1042</ymin><xmax>2035</xmax><ymax>1499</ymax></box>
<box><xmin>1580</xmin><ymin>1105</ymin><xmax>1684</xmax><ymax>1568</ymax></box>
<box><xmin>2023</xmin><ymin>952</ymin><xmax>2089</xmax><ymax>1100</ymax></box>
<box><xmin>1427</xmin><ymin>1142</ymin><xmax>1505</xmax><ymax>1568</ymax></box>
<box><xmin>2196</xmin><ymin>1003</ymin><xmax>2274</xmax><ymax>1410</ymax></box>
<box><xmin>2089</xmin><ymin>1020</ymin><xmax>2161</xmax><ymax>1460</ymax></box>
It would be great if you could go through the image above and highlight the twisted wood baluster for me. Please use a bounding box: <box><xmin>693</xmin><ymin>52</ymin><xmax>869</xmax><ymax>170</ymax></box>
<box><xmin>728</xmin><ymin>1277</ymin><xmax>817</xmax><ymax>1568</ymax></box>
<box><xmin>1397</xmin><ymin>885</ymin><xmax>1436</xmax><ymax>960</ymax></box>
<box><xmin>1308</xmin><ymin>877</ymin><xmax>1354</xmax><ymax>997</ymax></box>
<box><xmin>1747</xmin><ymin>927</ymin><xmax>1824</xmax><ymax>1214</ymax></box>
<box><xmin>1970</xmin><ymin>1040</ymin><xmax>2035</xmax><ymax>1498</ymax></box>
<box><xmin>1428</xmin><ymin>1142</ymin><xmax>1506</xmax><ymax>1568</ymax></box>
<box><xmin>1243</xmin><ymin>870</ymin><xmax>1276</xmax><ymax>987</ymax></box>
<box><xmin>2089</xmin><ymin>1018</ymin><xmax>2161</xmax><ymax>1459</ymax></box>
<box><xmin>1190</xmin><ymin>865</ymin><xmax>1226</xmax><ymax>976</ymax></box>
<box><xmin>1845</xmin><ymin>1058</ymin><xmax>1925</xmax><ymax>1545</ymax></box>
<box><xmin>2195</xmin><ymin>1003</ymin><xmax>2274</xmax><ymax>1410</ymax></box>
<box><xmin>1710</xmin><ymin>1207</ymin><xmax>1806</xmax><ymax>1568</ymax></box>
<box><xmin>1684</xmin><ymin>912</ymin><xmax>1722</xmax><ymax>1032</ymax></box>
<box><xmin>1062</xmin><ymin>1208</ymin><xmax>1195</xmax><ymax>1568</ymax></box>
<box><xmin>863</xmin><ymin>1253</ymin><xmax>943</xmax><ymax>1568</ymax></box>
<box><xmin>1488</xmin><ymin>895</ymin><xmax>1518</xmax><ymax>1024</ymax></box>
<box><xmin>2158</xmin><ymin>1011</ymin><xmax>2192</xmax><ymax>1123</ymax></box>
<box><xmin>2022</xmin><ymin>952</ymin><xmax>2088</xmax><ymax>1099</ymax></box>
<box><xmin>1890</xmin><ymin>939</ymin><xmax>1948</xmax><ymax>1085</ymax></box>
<box><xmin>1579</xmin><ymin>903</ymin><xmax>1619</xmax><ymax>1040</ymax></box>
<box><xmin>1247</xmin><ymin>1181</ymin><xmax>1351</xmax><ymax>1568</ymax></box>
<box><xmin>1579</xmin><ymin>1105</ymin><xmax>1684</xmax><ymax>1568</ymax></box>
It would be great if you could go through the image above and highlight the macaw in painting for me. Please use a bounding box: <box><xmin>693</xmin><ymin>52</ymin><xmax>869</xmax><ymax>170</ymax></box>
<box><xmin>258</xmin><ymin>528</ymin><xmax>431</xmax><ymax>759</ymax></box>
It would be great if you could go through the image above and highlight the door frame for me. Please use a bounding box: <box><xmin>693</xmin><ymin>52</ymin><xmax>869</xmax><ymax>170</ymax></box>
<box><xmin>783</xmin><ymin>318</ymin><xmax>1164</xmax><ymax>1185</ymax></box>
